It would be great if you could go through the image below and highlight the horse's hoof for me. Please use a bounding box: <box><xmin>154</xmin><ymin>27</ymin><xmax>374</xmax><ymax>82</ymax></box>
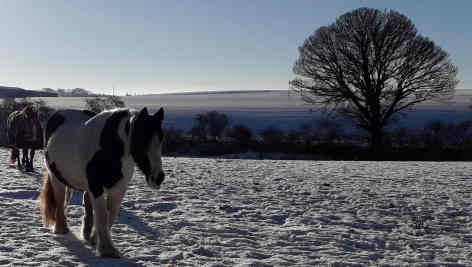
<box><xmin>82</xmin><ymin>227</ymin><xmax>93</xmax><ymax>242</ymax></box>
<box><xmin>53</xmin><ymin>226</ymin><xmax>69</xmax><ymax>234</ymax></box>
<box><xmin>81</xmin><ymin>215</ymin><xmax>94</xmax><ymax>241</ymax></box>
<box><xmin>87</xmin><ymin>231</ymin><xmax>97</xmax><ymax>245</ymax></box>
<box><xmin>97</xmin><ymin>247</ymin><xmax>121</xmax><ymax>258</ymax></box>
<box><xmin>82</xmin><ymin>231</ymin><xmax>91</xmax><ymax>241</ymax></box>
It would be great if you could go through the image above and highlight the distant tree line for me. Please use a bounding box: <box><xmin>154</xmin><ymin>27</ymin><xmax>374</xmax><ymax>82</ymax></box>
<box><xmin>1</xmin><ymin>98</ymin><xmax>471</xmax><ymax>161</ymax></box>
<box><xmin>84</xmin><ymin>96</ymin><xmax>125</xmax><ymax>113</ymax></box>
<box><xmin>162</xmin><ymin>110</ymin><xmax>472</xmax><ymax>161</ymax></box>
<box><xmin>41</xmin><ymin>88</ymin><xmax>111</xmax><ymax>97</ymax></box>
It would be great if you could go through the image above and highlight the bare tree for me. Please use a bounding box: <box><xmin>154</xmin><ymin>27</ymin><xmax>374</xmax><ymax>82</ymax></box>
<box><xmin>207</xmin><ymin>111</ymin><xmax>230</xmax><ymax>140</ymax></box>
<box><xmin>193</xmin><ymin>114</ymin><xmax>209</xmax><ymax>140</ymax></box>
<box><xmin>290</xmin><ymin>8</ymin><xmax>458</xmax><ymax>153</ymax></box>
<box><xmin>193</xmin><ymin>111</ymin><xmax>230</xmax><ymax>141</ymax></box>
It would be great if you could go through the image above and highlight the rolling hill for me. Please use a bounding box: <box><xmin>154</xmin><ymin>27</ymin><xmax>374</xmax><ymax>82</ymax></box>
<box><xmin>0</xmin><ymin>86</ymin><xmax>57</xmax><ymax>98</ymax></box>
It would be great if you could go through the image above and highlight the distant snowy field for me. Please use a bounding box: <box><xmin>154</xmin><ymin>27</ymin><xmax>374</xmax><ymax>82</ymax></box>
<box><xmin>1</xmin><ymin>148</ymin><xmax>472</xmax><ymax>266</ymax></box>
<box><xmin>34</xmin><ymin>89</ymin><xmax>472</xmax><ymax>132</ymax></box>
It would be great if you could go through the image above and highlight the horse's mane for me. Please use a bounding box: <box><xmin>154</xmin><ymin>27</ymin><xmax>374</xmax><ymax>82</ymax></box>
<box><xmin>19</xmin><ymin>105</ymin><xmax>37</xmax><ymax>119</ymax></box>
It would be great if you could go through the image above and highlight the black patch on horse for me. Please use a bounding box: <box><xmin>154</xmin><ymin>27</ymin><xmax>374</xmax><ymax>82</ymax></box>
<box><xmin>82</xmin><ymin>110</ymin><xmax>97</xmax><ymax>118</ymax></box>
<box><xmin>157</xmin><ymin>126</ymin><xmax>163</xmax><ymax>141</ymax></box>
<box><xmin>45</xmin><ymin>112</ymin><xmax>65</xmax><ymax>145</ymax></box>
<box><xmin>125</xmin><ymin>120</ymin><xmax>130</xmax><ymax>136</ymax></box>
<box><xmin>130</xmin><ymin>108</ymin><xmax>164</xmax><ymax>178</ymax></box>
<box><xmin>86</xmin><ymin>110</ymin><xmax>130</xmax><ymax>198</ymax></box>
<box><xmin>45</xmin><ymin>151</ymin><xmax>75</xmax><ymax>189</ymax></box>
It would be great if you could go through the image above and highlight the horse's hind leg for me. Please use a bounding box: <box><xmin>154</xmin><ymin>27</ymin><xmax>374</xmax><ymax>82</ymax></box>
<box><xmin>28</xmin><ymin>149</ymin><xmax>35</xmax><ymax>171</ymax></box>
<box><xmin>9</xmin><ymin>148</ymin><xmax>19</xmax><ymax>165</ymax></box>
<box><xmin>90</xmin><ymin>195</ymin><xmax>120</xmax><ymax>258</ymax></box>
<box><xmin>81</xmin><ymin>191</ymin><xmax>94</xmax><ymax>241</ymax></box>
<box><xmin>50</xmin><ymin>176</ymin><xmax>69</xmax><ymax>234</ymax></box>
<box><xmin>22</xmin><ymin>149</ymin><xmax>27</xmax><ymax>168</ymax></box>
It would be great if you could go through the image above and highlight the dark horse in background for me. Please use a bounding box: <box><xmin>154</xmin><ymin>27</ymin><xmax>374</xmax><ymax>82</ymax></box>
<box><xmin>7</xmin><ymin>106</ymin><xmax>43</xmax><ymax>171</ymax></box>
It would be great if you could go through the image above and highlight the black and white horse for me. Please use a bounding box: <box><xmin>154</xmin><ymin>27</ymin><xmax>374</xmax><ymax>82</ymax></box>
<box><xmin>38</xmin><ymin>107</ymin><xmax>165</xmax><ymax>258</ymax></box>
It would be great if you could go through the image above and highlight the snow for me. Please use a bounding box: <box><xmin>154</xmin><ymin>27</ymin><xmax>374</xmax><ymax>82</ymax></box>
<box><xmin>0</xmin><ymin>148</ymin><xmax>471</xmax><ymax>265</ymax></box>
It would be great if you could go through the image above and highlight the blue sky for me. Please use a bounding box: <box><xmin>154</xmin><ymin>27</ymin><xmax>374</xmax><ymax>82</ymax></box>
<box><xmin>0</xmin><ymin>0</ymin><xmax>470</xmax><ymax>95</ymax></box>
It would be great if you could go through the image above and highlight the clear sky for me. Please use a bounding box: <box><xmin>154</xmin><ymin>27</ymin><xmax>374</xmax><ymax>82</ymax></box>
<box><xmin>0</xmin><ymin>0</ymin><xmax>470</xmax><ymax>95</ymax></box>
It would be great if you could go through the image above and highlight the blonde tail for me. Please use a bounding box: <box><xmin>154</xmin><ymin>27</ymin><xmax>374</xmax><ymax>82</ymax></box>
<box><xmin>38</xmin><ymin>171</ymin><xmax>57</xmax><ymax>227</ymax></box>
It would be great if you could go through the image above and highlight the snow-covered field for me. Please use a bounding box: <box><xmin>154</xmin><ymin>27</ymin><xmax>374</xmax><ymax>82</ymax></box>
<box><xmin>1</xmin><ymin>147</ymin><xmax>472</xmax><ymax>266</ymax></box>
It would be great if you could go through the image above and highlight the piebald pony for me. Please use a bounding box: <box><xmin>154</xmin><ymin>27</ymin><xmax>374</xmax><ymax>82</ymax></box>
<box><xmin>38</xmin><ymin>107</ymin><xmax>165</xmax><ymax>258</ymax></box>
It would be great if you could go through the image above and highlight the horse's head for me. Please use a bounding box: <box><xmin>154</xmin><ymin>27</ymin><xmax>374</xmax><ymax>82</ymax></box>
<box><xmin>22</xmin><ymin>106</ymin><xmax>37</xmax><ymax>119</ymax></box>
<box><xmin>130</xmin><ymin>107</ymin><xmax>165</xmax><ymax>189</ymax></box>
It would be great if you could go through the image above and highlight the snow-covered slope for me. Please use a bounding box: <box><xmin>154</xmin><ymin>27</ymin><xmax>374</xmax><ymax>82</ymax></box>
<box><xmin>0</xmin><ymin>148</ymin><xmax>471</xmax><ymax>266</ymax></box>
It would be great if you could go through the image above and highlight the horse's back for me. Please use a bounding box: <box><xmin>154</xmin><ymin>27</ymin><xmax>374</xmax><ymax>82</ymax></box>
<box><xmin>45</xmin><ymin>110</ymin><xmax>92</xmax><ymax>140</ymax></box>
<box><xmin>45</xmin><ymin>109</ymin><xmax>97</xmax><ymax>189</ymax></box>
<box><xmin>45</xmin><ymin>109</ymin><xmax>97</xmax><ymax>153</ymax></box>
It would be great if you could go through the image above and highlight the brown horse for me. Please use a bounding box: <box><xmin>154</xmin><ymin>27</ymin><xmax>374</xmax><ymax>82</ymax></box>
<box><xmin>7</xmin><ymin>106</ymin><xmax>43</xmax><ymax>171</ymax></box>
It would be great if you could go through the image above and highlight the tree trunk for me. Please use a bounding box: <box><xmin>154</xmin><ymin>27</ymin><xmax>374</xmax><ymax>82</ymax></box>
<box><xmin>369</xmin><ymin>126</ymin><xmax>385</xmax><ymax>159</ymax></box>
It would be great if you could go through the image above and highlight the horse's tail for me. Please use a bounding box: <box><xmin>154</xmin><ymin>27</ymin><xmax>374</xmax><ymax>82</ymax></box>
<box><xmin>38</xmin><ymin>170</ymin><xmax>57</xmax><ymax>227</ymax></box>
<box><xmin>9</xmin><ymin>148</ymin><xmax>19</xmax><ymax>164</ymax></box>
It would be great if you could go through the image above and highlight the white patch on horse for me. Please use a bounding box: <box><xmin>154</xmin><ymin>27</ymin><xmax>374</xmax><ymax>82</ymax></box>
<box><xmin>45</xmin><ymin>110</ymin><xmax>96</xmax><ymax>190</ymax></box>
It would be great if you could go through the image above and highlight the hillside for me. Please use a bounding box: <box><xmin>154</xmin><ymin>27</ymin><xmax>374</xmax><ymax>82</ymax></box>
<box><xmin>0</xmin><ymin>86</ymin><xmax>57</xmax><ymax>98</ymax></box>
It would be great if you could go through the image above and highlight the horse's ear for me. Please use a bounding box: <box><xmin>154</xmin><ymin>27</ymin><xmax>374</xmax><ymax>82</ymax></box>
<box><xmin>153</xmin><ymin>107</ymin><xmax>164</xmax><ymax>122</ymax></box>
<box><xmin>139</xmin><ymin>107</ymin><xmax>148</xmax><ymax>117</ymax></box>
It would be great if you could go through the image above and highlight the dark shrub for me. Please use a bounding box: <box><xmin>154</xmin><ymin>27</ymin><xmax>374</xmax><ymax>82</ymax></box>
<box><xmin>259</xmin><ymin>126</ymin><xmax>285</xmax><ymax>145</ymax></box>
<box><xmin>85</xmin><ymin>95</ymin><xmax>125</xmax><ymax>113</ymax></box>
<box><xmin>228</xmin><ymin>124</ymin><xmax>252</xmax><ymax>145</ymax></box>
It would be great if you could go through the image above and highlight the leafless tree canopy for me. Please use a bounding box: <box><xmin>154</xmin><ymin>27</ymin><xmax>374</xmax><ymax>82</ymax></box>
<box><xmin>289</xmin><ymin>8</ymin><xmax>458</xmax><ymax>148</ymax></box>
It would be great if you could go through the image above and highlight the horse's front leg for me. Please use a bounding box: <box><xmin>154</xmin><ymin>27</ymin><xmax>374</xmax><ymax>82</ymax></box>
<box><xmin>22</xmin><ymin>149</ymin><xmax>27</xmax><ymax>165</ymax></box>
<box><xmin>107</xmin><ymin>188</ymin><xmax>127</xmax><ymax>229</ymax></box>
<box><xmin>90</xmin><ymin>194</ymin><xmax>120</xmax><ymax>258</ymax></box>
<box><xmin>22</xmin><ymin>149</ymin><xmax>31</xmax><ymax>171</ymax></box>
<box><xmin>17</xmin><ymin>149</ymin><xmax>23</xmax><ymax>169</ymax></box>
<box><xmin>16</xmin><ymin>154</ymin><xmax>21</xmax><ymax>169</ymax></box>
